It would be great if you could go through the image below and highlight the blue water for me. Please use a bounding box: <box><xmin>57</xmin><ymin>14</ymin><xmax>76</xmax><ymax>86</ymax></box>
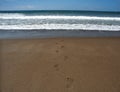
<box><xmin>1</xmin><ymin>10</ymin><xmax>120</xmax><ymax>17</ymax></box>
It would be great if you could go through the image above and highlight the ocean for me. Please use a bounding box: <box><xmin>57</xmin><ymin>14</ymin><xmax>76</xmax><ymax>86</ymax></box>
<box><xmin>0</xmin><ymin>10</ymin><xmax>120</xmax><ymax>31</ymax></box>
<box><xmin>0</xmin><ymin>10</ymin><xmax>120</xmax><ymax>38</ymax></box>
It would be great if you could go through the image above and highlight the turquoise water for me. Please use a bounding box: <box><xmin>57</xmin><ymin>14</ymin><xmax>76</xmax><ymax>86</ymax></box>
<box><xmin>0</xmin><ymin>10</ymin><xmax>120</xmax><ymax>31</ymax></box>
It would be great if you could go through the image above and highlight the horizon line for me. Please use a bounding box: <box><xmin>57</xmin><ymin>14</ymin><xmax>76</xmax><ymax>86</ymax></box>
<box><xmin>0</xmin><ymin>9</ymin><xmax>120</xmax><ymax>13</ymax></box>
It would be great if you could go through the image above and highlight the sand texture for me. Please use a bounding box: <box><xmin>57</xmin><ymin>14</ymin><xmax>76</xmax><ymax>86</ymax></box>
<box><xmin>0</xmin><ymin>38</ymin><xmax>120</xmax><ymax>92</ymax></box>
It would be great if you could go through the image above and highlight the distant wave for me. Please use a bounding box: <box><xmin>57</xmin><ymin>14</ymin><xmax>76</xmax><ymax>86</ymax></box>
<box><xmin>0</xmin><ymin>13</ymin><xmax>120</xmax><ymax>21</ymax></box>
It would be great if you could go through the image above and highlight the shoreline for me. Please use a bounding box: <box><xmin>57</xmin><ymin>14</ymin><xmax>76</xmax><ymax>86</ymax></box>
<box><xmin>0</xmin><ymin>29</ymin><xmax>120</xmax><ymax>39</ymax></box>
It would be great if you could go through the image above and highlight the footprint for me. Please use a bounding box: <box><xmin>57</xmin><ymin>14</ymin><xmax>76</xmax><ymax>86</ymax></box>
<box><xmin>53</xmin><ymin>64</ymin><xmax>59</xmax><ymax>71</ymax></box>
<box><xmin>66</xmin><ymin>77</ymin><xmax>74</xmax><ymax>89</ymax></box>
<box><xmin>61</xmin><ymin>45</ymin><xmax>65</xmax><ymax>49</ymax></box>
<box><xmin>55</xmin><ymin>42</ymin><xmax>58</xmax><ymax>45</ymax></box>
<box><xmin>64</xmin><ymin>56</ymin><xmax>68</xmax><ymax>61</ymax></box>
<box><xmin>60</xmin><ymin>39</ymin><xmax>64</xmax><ymax>42</ymax></box>
<box><xmin>55</xmin><ymin>50</ymin><xmax>59</xmax><ymax>53</ymax></box>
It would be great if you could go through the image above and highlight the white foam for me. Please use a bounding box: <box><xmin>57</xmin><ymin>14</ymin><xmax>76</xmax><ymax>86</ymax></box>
<box><xmin>0</xmin><ymin>13</ymin><xmax>120</xmax><ymax>31</ymax></box>
<box><xmin>0</xmin><ymin>24</ymin><xmax>120</xmax><ymax>31</ymax></box>
<box><xmin>0</xmin><ymin>13</ymin><xmax>120</xmax><ymax>21</ymax></box>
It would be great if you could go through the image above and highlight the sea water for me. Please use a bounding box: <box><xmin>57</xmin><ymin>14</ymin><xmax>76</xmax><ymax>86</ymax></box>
<box><xmin>0</xmin><ymin>10</ymin><xmax>120</xmax><ymax>31</ymax></box>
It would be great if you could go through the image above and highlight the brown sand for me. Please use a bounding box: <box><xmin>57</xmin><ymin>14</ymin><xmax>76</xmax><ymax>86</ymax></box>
<box><xmin>0</xmin><ymin>38</ymin><xmax>120</xmax><ymax>92</ymax></box>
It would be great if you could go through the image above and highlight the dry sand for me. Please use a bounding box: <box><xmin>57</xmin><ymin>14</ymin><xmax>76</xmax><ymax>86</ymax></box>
<box><xmin>0</xmin><ymin>38</ymin><xmax>120</xmax><ymax>92</ymax></box>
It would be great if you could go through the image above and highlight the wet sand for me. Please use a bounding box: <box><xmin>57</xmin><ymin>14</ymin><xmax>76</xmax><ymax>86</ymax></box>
<box><xmin>0</xmin><ymin>38</ymin><xmax>120</xmax><ymax>92</ymax></box>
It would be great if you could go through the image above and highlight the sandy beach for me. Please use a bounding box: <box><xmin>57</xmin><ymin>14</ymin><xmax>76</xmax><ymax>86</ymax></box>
<box><xmin>0</xmin><ymin>37</ymin><xmax>120</xmax><ymax>92</ymax></box>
